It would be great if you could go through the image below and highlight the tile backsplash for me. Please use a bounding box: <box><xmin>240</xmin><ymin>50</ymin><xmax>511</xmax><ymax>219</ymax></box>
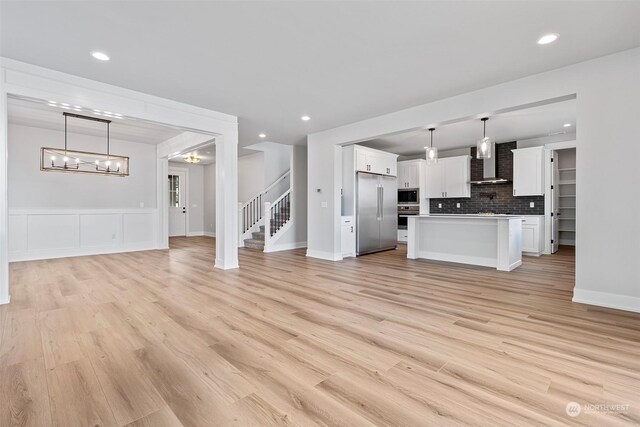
<box><xmin>429</xmin><ymin>142</ymin><xmax>545</xmax><ymax>215</ymax></box>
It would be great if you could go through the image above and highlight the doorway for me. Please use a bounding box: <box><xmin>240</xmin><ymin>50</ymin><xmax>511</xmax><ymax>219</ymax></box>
<box><xmin>168</xmin><ymin>168</ymin><xmax>188</xmax><ymax>237</ymax></box>
<box><xmin>549</xmin><ymin>147</ymin><xmax>576</xmax><ymax>253</ymax></box>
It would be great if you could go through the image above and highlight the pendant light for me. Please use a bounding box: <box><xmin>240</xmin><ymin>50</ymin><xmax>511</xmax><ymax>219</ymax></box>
<box><xmin>425</xmin><ymin>128</ymin><xmax>438</xmax><ymax>164</ymax></box>
<box><xmin>477</xmin><ymin>117</ymin><xmax>492</xmax><ymax>159</ymax></box>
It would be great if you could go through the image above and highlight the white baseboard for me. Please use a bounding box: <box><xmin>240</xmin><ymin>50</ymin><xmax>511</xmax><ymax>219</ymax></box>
<box><xmin>306</xmin><ymin>249</ymin><xmax>343</xmax><ymax>261</ymax></box>
<box><xmin>9</xmin><ymin>243</ymin><xmax>160</xmax><ymax>262</ymax></box>
<box><xmin>573</xmin><ymin>288</ymin><xmax>640</xmax><ymax>313</ymax></box>
<box><xmin>264</xmin><ymin>241</ymin><xmax>307</xmax><ymax>253</ymax></box>
<box><xmin>185</xmin><ymin>231</ymin><xmax>215</xmax><ymax>237</ymax></box>
<box><xmin>214</xmin><ymin>258</ymin><xmax>239</xmax><ymax>270</ymax></box>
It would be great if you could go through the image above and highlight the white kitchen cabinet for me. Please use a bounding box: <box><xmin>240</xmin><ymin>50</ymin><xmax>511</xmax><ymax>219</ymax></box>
<box><xmin>424</xmin><ymin>155</ymin><xmax>470</xmax><ymax>198</ymax></box>
<box><xmin>398</xmin><ymin>161</ymin><xmax>420</xmax><ymax>188</ymax></box>
<box><xmin>355</xmin><ymin>147</ymin><xmax>397</xmax><ymax>176</ymax></box>
<box><xmin>521</xmin><ymin>216</ymin><xmax>543</xmax><ymax>256</ymax></box>
<box><xmin>341</xmin><ymin>216</ymin><xmax>355</xmax><ymax>257</ymax></box>
<box><xmin>397</xmin><ymin>229</ymin><xmax>408</xmax><ymax>243</ymax></box>
<box><xmin>512</xmin><ymin>147</ymin><xmax>544</xmax><ymax>196</ymax></box>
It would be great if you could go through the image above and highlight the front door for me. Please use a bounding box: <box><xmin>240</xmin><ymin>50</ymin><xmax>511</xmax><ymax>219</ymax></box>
<box><xmin>168</xmin><ymin>171</ymin><xmax>187</xmax><ymax>237</ymax></box>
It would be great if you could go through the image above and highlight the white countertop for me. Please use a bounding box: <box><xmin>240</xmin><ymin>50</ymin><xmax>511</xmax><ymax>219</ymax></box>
<box><xmin>409</xmin><ymin>214</ymin><xmax>524</xmax><ymax>219</ymax></box>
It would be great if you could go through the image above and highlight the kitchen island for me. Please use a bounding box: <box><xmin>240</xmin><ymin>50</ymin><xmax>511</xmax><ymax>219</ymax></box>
<box><xmin>407</xmin><ymin>215</ymin><xmax>523</xmax><ymax>271</ymax></box>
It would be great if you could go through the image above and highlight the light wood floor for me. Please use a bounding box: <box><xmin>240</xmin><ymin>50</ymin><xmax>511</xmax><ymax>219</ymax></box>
<box><xmin>1</xmin><ymin>237</ymin><xmax>639</xmax><ymax>426</ymax></box>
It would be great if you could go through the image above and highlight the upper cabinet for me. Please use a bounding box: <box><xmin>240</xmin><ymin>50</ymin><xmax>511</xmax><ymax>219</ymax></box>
<box><xmin>424</xmin><ymin>155</ymin><xmax>471</xmax><ymax>198</ymax></box>
<box><xmin>354</xmin><ymin>147</ymin><xmax>397</xmax><ymax>176</ymax></box>
<box><xmin>397</xmin><ymin>161</ymin><xmax>420</xmax><ymax>188</ymax></box>
<box><xmin>512</xmin><ymin>147</ymin><xmax>544</xmax><ymax>196</ymax></box>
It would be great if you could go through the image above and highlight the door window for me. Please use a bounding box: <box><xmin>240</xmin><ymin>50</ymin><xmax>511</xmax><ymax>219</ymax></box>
<box><xmin>168</xmin><ymin>174</ymin><xmax>181</xmax><ymax>207</ymax></box>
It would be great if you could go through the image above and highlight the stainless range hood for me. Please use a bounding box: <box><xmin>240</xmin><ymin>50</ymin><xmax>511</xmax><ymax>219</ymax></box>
<box><xmin>469</xmin><ymin>142</ymin><xmax>510</xmax><ymax>185</ymax></box>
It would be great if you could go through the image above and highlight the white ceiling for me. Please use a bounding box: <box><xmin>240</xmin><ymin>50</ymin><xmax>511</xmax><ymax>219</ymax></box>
<box><xmin>8</xmin><ymin>97</ymin><xmax>183</xmax><ymax>145</ymax></box>
<box><xmin>360</xmin><ymin>99</ymin><xmax>576</xmax><ymax>156</ymax></box>
<box><xmin>1</xmin><ymin>1</ymin><xmax>639</xmax><ymax>149</ymax></box>
<box><xmin>169</xmin><ymin>142</ymin><xmax>216</xmax><ymax>166</ymax></box>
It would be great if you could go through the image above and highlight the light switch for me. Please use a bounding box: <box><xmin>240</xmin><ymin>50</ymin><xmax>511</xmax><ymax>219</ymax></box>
<box><xmin>321</xmin><ymin>201</ymin><xmax>328</xmax><ymax>208</ymax></box>
<box><xmin>438</xmin><ymin>203</ymin><xmax>442</xmax><ymax>209</ymax></box>
<box><xmin>530</xmin><ymin>202</ymin><xmax>535</xmax><ymax>208</ymax></box>
<box><xmin>456</xmin><ymin>203</ymin><xmax>461</xmax><ymax>208</ymax></box>
<box><xmin>139</xmin><ymin>202</ymin><xmax>145</xmax><ymax>208</ymax></box>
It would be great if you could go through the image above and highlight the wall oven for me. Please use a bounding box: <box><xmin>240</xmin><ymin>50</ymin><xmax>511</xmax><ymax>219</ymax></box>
<box><xmin>398</xmin><ymin>188</ymin><xmax>419</xmax><ymax>204</ymax></box>
<box><xmin>397</xmin><ymin>205</ymin><xmax>419</xmax><ymax>229</ymax></box>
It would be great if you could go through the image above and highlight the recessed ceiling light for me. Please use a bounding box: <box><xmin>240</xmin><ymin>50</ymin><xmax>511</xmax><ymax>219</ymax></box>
<box><xmin>301</xmin><ymin>115</ymin><xmax>311</xmax><ymax>121</ymax></box>
<box><xmin>205</xmin><ymin>151</ymin><xmax>211</xmax><ymax>154</ymax></box>
<box><xmin>60</xmin><ymin>103</ymin><xmax>70</xmax><ymax>107</ymax></box>
<box><xmin>563</xmin><ymin>123</ymin><xmax>572</xmax><ymax>127</ymax></box>
<box><xmin>91</xmin><ymin>51</ymin><xmax>110</xmax><ymax>61</ymax></box>
<box><xmin>73</xmin><ymin>108</ymin><xmax>81</xmax><ymax>112</ymax></box>
<box><xmin>258</xmin><ymin>133</ymin><xmax>266</xmax><ymax>138</ymax></box>
<box><xmin>48</xmin><ymin>101</ymin><xmax>57</xmax><ymax>104</ymax></box>
<box><xmin>537</xmin><ymin>33</ymin><xmax>558</xmax><ymax>45</ymax></box>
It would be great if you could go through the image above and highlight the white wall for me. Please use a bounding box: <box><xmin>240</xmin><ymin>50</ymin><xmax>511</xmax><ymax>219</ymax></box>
<box><xmin>9</xmin><ymin>124</ymin><xmax>157</xmax><ymax>209</ymax></box>
<box><xmin>307</xmin><ymin>47</ymin><xmax>640</xmax><ymax>312</ymax></box>
<box><xmin>203</xmin><ymin>163</ymin><xmax>216</xmax><ymax>235</ymax></box>
<box><xmin>238</xmin><ymin>152</ymin><xmax>264</xmax><ymax>203</ymax></box>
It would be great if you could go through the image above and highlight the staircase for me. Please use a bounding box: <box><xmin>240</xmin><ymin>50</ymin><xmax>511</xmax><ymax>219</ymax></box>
<box><xmin>238</xmin><ymin>171</ymin><xmax>292</xmax><ymax>252</ymax></box>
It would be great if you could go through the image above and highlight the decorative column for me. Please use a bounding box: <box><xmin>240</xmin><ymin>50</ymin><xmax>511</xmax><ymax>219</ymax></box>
<box><xmin>215</xmin><ymin>129</ymin><xmax>239</xmax><ymax>269</ymax></box>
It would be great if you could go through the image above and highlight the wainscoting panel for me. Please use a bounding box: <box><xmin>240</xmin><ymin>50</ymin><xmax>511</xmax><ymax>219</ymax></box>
<box><xmin>123</xmin><ymin>212</ymin><xmax>157</xmax><ymax>246</ymax></box>
<box><xmin>8</xmin><ymin>209</ymin><xmax>159</xmax><ymax>262</ymax></box>
<box><xmin>80</xmin><ymin>214</ymin><xmax>121</xmax><ymax>248</ymax></box>
<box><xmin>28</xmin><ymin>214</ymin><xmax>78</xmax><ymax>251</ymax></box>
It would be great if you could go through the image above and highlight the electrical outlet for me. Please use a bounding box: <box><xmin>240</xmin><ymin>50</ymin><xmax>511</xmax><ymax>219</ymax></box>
<box><xmin>321</xmin><ymin>201</ymin><xmax>328</xmax><ymax>208</ymax></box>
<box><xmin>139</xmin><ymin>202</ymin><xmax>145</xmax><ymax>208</ymax></box>
<box><xmin>530</xmin><ymin>202</ymin><xmax>535</xmax><ymax>208</ymax></box>
<box><xmin>111</xmin><ymin>233</ymin><xmax>116</xmax><ymax>239</ymax></box>
<box><xmin>456</xmin><ymin>203</ymin><xmax>461</xmax><ymax>208</ymax></box>
<box><xmin>438</xmin><ymin>203</ymin><xmax>442</xmax><ymax>209</ymax></box>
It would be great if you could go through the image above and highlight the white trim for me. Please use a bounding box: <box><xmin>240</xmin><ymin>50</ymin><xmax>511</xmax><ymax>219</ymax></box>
<box><xmin>185</xmin><ymin>231</ymin><xmax>216</xmax><ymax>238</ymax></box>
<box><xmin>306</xmin><ymin>249</ymin><xmax>343</xmax><ymax>261</ymax></box>
<box><xmin>572</xmin><ymin>289</ymin><xmax>640</xmax><ymax>313</ymax></box>
<box><xmin>0</xmin><ymin>296</ymin><xmax>9</xmax><ymax>306</ymax></box>
<box><xmin>265</xmin><ymin>241</ymin><xmax>307</xmax><ymax>253</ymax></box>
<box><xmin>10</xmin><ymin>244</ymin><xmax>159</xmax><ymax>262</ymax></box>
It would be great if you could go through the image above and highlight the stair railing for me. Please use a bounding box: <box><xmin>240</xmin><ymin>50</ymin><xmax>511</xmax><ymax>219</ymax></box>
<box><xmin>263</xmin><ymin>188</ymin><xmax>291</xmax><ymax>250</ymax></box>
<box><xmin>238</xmin><ymin>170</ymin><xmax>290</xmax><ymax>245</ymax></box>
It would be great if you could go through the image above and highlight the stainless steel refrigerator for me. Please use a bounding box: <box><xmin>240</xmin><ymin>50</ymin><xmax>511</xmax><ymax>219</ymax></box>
<box><xmin>356</xmin><ymin>172</ymin><xmax>398</xmax><ymax>255</ymax></box>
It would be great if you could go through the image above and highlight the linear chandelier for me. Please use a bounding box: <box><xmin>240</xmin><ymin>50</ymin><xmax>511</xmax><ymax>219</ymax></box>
<box><xmin>40</xmin><ymin>112</ymin><xmax>129</xmax><ymax>177</ymax></box>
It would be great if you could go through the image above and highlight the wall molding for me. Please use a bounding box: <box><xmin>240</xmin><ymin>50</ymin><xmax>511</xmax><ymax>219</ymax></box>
<box><xmin>264</xmin><ymin>241</ymin><xmax>307</xmax><ymax>253</ymax></box>
<box><xmin>186</xmin><ymin>231</ymin><xmax>216</xmax><ymax>238</ymax></box>
<box><xmin>572</xmin><ymin>288</ymin><xmax>640</xmax><ymax>314</ymax></box>
<box><xmin>305</xmin><ymin>249</ymin><xmax>343</xmax><ymax>261</ymax></box>
<box><xmin>10</xmin><ymin>244</ymin><xmax>160</xmax><ymax>263</ymax></box>
<box><xmin>9</xmin><ymin>208</ymin><xmax>159</xmax><ymax>262</ymax></box>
